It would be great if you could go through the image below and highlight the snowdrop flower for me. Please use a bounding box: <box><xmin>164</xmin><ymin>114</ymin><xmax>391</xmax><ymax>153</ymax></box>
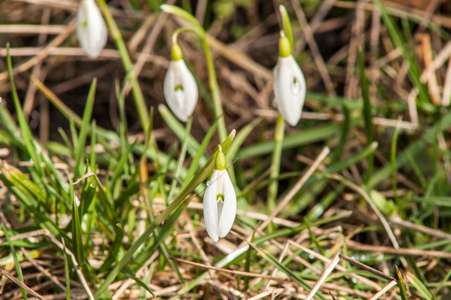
<box><xmin>273</xmin><ymin>34</ymin><xmax>306</xmax><ymax>126</ymax></box>
<box><xmin>163</xmin><ymin>44</ymin><xmax>198</xmax><ymax>122</ymax></box>
<box><xmin>203</xmin><ymin>146</ymin><xmax>236</xmax><ymax>242</ymax></box>
<box><xmin>77</xmin><ymin>0</ymin><xmax>107</xmax><ymax>59</ymax></box>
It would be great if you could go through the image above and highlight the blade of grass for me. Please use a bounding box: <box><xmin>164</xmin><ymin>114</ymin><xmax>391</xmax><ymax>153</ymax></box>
<box><xmin>98</xmin><ymin>224</ymin><xmax>123</xmax><ymax>273</ymax></box>
<box><xmin>407</xmin><ymin>272</ymin><xmax>434</xmax><ymax>300</ymax></box>
<box><xmin>167</xmin><ymin>118</ymin><xmax>192</xmax><ymax>208</ymax></box>
<box><xmin>238</xmin><ymin>123</ymin><xmax>339</xmax><ymax>158</ymax></box>
<box><xmin>304</xmin><ymin>219</ymin><xmax>324</xmax><ymax>256</ymax></box>
<box><xmin>182</xmin><ymin>121</ymin><xmax>218</xmax><ymax>191</ymax></box>
<box><xmin>122</xmin><ymin>266</ymin><xmax>156</xmax><ymax>297</ymax></box>
<box><xmin>74</xmin><ymin>79</ymin><xmax>97</xmax><ymax>180</ymax></box>
<box><xmin>306</xmin><ymin>184</ymin><xmax>345</xmax><ymax>220</ymax></box>
<box><xmin>327</xmin><ymin>141</ymin><xmax>378</xmax><ymax>174</ymax></box>
<box><xmin>391</xmin><ymin>117</ymin><xmax>402</xmax><ymax>206</ymax></box>
<box><xmin>243</xmin><ymin>230</ymin><xmax>256</xmax><ymax>291</ymax></box>
<box><xmin>2</xmin><ymin>225</ymin><xmax>28</xmax><ymax>300</ymax></box>
<box><xmin>331</xmin><ymin>104</ymin><xmax>350</xmax><ymax>162</ymax></box>
<box><xmin>6</xmin><ymin>44</ymin><xmax>43</xmax><ymax>178</ymax></box>
<box><xmin>358</xmin><ymin>49</ymin><xmax>374</xmax><ymax>184</ymax></box>
<box><xmin>396</xmin><ymin>266</ymin><xmax>408</xmax><ymax>300</ymax></box>
<box><xmin>432</xmin><ymin>267</ymin><xmax>451</xmax><ymax>297</ymax></box>
<box><xmin>97</xmin><ymin>0</ymin><xmax>149</xmax><ymax>128</ymax></box>
<box><xmin>62</xmin><ymin>240</ymin><xmax>71</xmax><ymax>300</ymax></box>
<box><xmin>70</xmin><ymin>179</ymin><xmax>92</xmax><ymax>282</ymax></box>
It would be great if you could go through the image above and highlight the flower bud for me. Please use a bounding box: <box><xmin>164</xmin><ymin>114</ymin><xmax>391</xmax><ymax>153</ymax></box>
<box><xmin>203</xmin><ymin>147</ymin><xmax>236</xmax><ymax>242</ymax></box>
<box><xmin>273</xmin><ymin>35</ymin><xmax>306</xmax><ymax>126</ymax></box>
<box><xmin>77</xmin><ymin>0</ymin><xmax>107</xmax><ymax>59</ymax></box>
<box><xmin>163</xmin><ymin>44</ymin><xmax>198</xmax><ymax>122</ymax></box>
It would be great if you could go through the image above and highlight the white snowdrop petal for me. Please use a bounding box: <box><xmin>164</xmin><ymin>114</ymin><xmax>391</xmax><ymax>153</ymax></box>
<box><xmin>179</xmin><ymin>61</ymin><xmax>198</xmax><ymax>118</ymax></box>
<box><xmin>203</xmin><ymin>170</ymin><xmax>219</xmax><ymax>242</ymax></box>
<box><xmin>163</xmin><ymin>60</ymin><xmax>198</xmax><ymax>122</ymax></box>
<box><xmin>77</xmin><ymin>0</ymin><xmax>107</xmax><ymax>59</ymax></box>
<box><xmin>273</xmin><ymin>55</ymin><xmax>306</xmax><ymax>126</ymax></box>
<box><xmin>218</xmin><ymin>171</ymin><xmax>236</xmax><ymax>238</ymax></box>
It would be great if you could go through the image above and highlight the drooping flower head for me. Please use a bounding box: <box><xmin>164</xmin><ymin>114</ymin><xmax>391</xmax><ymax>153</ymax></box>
<box><xmin>273</xmin><ymin>33</ymin><xmax>306</xmax><ymax>126</ymax></box>
<box><xmin>203</xmin><ymin>146</ymin><xmax>236</xmax><ymax>242</ymax></box>
<box><xmin>163</xmin><ymin>44</ymin><xmax>198</xmax><ymax>122</ymax></box>
<box><xmin>77</xmin><ymin>0</ymin><xmax>107</xmax><ymax>59</ymax></box>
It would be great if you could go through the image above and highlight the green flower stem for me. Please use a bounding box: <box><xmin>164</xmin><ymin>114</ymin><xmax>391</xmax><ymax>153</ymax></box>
<box><xmin>97</xmin><ymin>0</ymin><xmax>149</xmax><ymax>128</ymax></box>
<box><xmin>267</xmin><ymin>113</ymin><xmax>285</xmax><ymax>231</ymax></box>
<box><xmin>203</xmin><ymin>37</ymin><xmax>227</xmax><ymax>141</ymax></box>
<box><xmin>172</xmin><ymin>27</ymin><xmax>199</xmax><ymax>45</ymax></box>
<box><xmin>162</xmin><ymin>4</ymin><xmax>227</xmax><ymax>142</ymax></box>
<box><xmin>94</xmin><ymin>130</ymin><xmax>236</xmax><ymax>298</ymax></box>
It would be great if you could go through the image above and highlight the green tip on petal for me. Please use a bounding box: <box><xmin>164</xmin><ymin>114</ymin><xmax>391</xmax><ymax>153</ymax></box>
<box><xmin>171</xmin><ymin>44</ymin><xmax>183</xmax><ymax>61</ymax></box>
<box><xmin>215</xmin><ymin>146</ymin><xmax>226</xmax><ymax>170</ymax></box>
<box><xmin>279</xmin><ymin>35</ymin><xmax>291</xmax><ymax>58</ymax></box>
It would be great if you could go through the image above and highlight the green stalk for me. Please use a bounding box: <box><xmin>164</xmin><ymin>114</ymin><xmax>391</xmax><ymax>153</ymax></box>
<box><xmin>97</xmin><ymin>0</ymin><xmax>149</xmax><ymax>128</ymax></box>
<box><xmin>202</xmin><ymin>37</ymin><xmax>227</xmax><ymax>141</ymax></box>
<box><xmin>266</xmin><ymin>114</ymin><xmax>285</xmax><ymax>231</ymax></box>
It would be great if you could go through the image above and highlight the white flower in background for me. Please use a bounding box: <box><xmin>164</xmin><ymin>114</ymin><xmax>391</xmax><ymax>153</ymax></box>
<box><xmin>203</xmin><ymin>146</ymin><xmax>236</xmax><ymax>242</ymax></box>
<box><xmin>273</xmin><ymin>34</ymin><xmax>306</xmax><ymax>126</ymax></box>
<box><xmin>77</xmin><ymin>0</ymin><xmax>107</xmax><ymax>59</ymax></box>
<box><xmin>163</xmin><ymin>44</ymin><xmax>198</xmax><ymax>122</ymax></box>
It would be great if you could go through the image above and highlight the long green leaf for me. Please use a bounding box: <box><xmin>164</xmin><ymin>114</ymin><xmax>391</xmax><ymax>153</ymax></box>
<box><xmin>358</xmin><ymin>49</ymin><xmax>374</xmax><ymax>184</ymax></box>
<box><xmin>122</xmin><ymin>266</ymin><xmax>156</xmax><ymax>297</ymax></box>
<box><xmin>74</xmin><ymin>79</ymin><xmax>97</xmax><ymax>179</ymax></box>
<box><xmin>6</xmin><ymin>44</ymin><xmax>43</xmax><ymax>177</ymax></box>
<box><xmin>407</xmin><ymin>272</ymin><xmax>434</xmax><ymax>300</ymax></box>
<box><xmin>2</xmin><ymin>225</ymin><xmax>27</xmax><ymax>300</ymax></box>
<box><xmin>396</xmin><ymin>267</ymin><xmax>408</xmax><ymax>300</ymax></box>
<box><xmin>238</xmin><ymin>123</ymin><xmax>339</xmax><ymax>158</ymax></box>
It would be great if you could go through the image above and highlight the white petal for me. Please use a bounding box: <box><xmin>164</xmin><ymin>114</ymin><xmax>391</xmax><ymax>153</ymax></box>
<box><xmin>203</xmin><ymin>170</ymin><xmax>219</xmax><ymax>242</ymax></box>
<box><xmin>163</xmin><ymin>60</ymin><xmax>198</xmax><ymax>122</ymax></box>
<box><xmin>273</xmin><ymin>55</ymin><xmax>306</xmax><ymax>126</ymax></box>
<box><xmin>218</xmin><ymin>171</ymin><xmax>236</xmax><ymax>238</ymax></box>
<box><xmin>77</xmin><ymin>0</ymin><xmax>107</xmax><ymax>59</ymax></box>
